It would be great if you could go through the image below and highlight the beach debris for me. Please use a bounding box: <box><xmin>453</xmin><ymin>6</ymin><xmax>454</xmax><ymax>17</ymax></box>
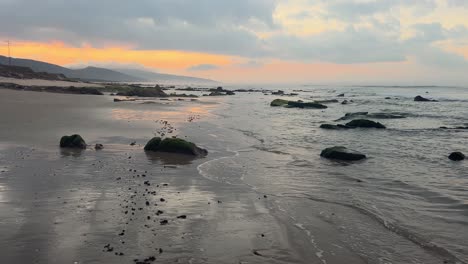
<box><xmin>60</xmin><ymin>134</ymin><xmax>87</xmax><ymax>149</ymax></box>
<box><xmin>177</xmin><ymin>215</ymin><xmax>187</xmax><ymax>219</ymax></box>
<box><xmin>144</xmin><ymin>137</ymin><xmax>208</xmax><ymax>156</ymax></box>
<box><xmin>94</xmin><ymin>143</ymin><xmax>104</xmax><ymax>150</ymax></box>
<box><xmin>130</xmin><ymin>141</ymin><xmax>136</xmax><ymax>146</ymax></box>
<box><xmin>321</xmin><ymin>146</ymin><xmax>367</xmax><ymax>161</ymax></box>
<box><xmin>160</xmin><ymin>219</ymin><xmax>168</xmax><ymax>225</ymax></box>
<box><xmin>449</xmin><ymin>152</ymin><xmax>465</xmax><ymax>161</ymax></box>
<box><xmin>337</xmin><ymin>93</ymin><xmax>345</xmax><ymax>97</ymax></box>
<box><xmin>133</xmin><ymin>256</ymin><xmax>156</xmax><ymax>264</ymax></box>
<box><xmin>103</xmin><ymin>244</ymin><xmax>114</xmax><ymax>252</ymax></box>
<box><xmin>252</xmin><ymin>250</ymin><xmax>263</xmax><ymax>256</ymax></box>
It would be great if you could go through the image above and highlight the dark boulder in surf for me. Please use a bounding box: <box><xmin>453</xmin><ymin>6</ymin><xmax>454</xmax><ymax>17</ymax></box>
<box><xmin>144</xmin><ymin>137</ymin><xmax>207</xmax><ymax>156</ymax></box>
<box><xmin>315</xmin><ymin>99</ymin><xmax>339</xmax><ymax>104</ymax></box>
<box><xmin>448</xmin><ymin>152</ymin><xmax>465</xmax><ymax>161</ymax></box>
<box><xmin>60</xmin><ymin>134</ymin><xmax>87</xmax><ymax>149</ymax></box>
<box><xmin>345</xmin><ymin>119</ymin><xmax>386</xmax><ymax>129</ymax></box>
<box><xmin>272</xmin><ymin>90</ymin><xmax>285</xmax><ymax>95</ymax></box>
<box><xmin>320</xmin><ymin>146</ymin><xmax>366</xmax><ymax>161</ymax></box>
<box><xmin>320</xmin><ymin>124</ymin><xmax>350</xmax><ymax>130</ymax></box>
<box><xmin>414</xmin><ymin>95</ymin><xmax>437</xmax><ymax>102</ymax></box>
<box><xmin>287</xmin><ymin>101</ymin><xmax>327</xmax><ymax>109</ymax></box>
<box><xmin>270</xmin><ymin>99</ymin><xmax>289</xmax><ymax>107</ymax></box>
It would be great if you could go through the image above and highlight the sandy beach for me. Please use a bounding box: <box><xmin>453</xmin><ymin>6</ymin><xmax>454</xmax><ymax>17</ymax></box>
<box><xmin>1</xmin><ymin>86</ymin><xmax>466</xmax><ymax>264</ymax></box>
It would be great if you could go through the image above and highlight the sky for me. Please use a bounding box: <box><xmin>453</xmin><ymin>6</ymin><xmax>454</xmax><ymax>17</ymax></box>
<box><xmin>1</xmin><ymin>0</ymin><xmax>468</xmax><ymax>85</ymax></box>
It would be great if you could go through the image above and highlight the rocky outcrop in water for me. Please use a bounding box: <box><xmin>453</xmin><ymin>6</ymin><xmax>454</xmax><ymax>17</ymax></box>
<box><xmin>116</xmin><ymin>86</ymin><xmax>168</xmax><ymax>97</ymax></box>
<box><xmin>320</xmin><ymin>146</ymin><xmax>366</xmax><ymax>161</ymax></box>
<box><xmin>315</xmin><ymin>99</ymin><xmax>339</xmax><ymax>104</ymax></box>
<box><xmin>270</xmin><ymin>99</ymin><xmax>289</xmax><ymax>107</ymax></box>
<box><xmin>440</xmin><ymin>126</ymin><xmax>468</xmax><ymax>130</ymax></box>
<box><xmin>320</xmin><ymin>124</ymin><xmax>350</xmax><ymax>130</ymax></box>
<box><xmin>449</xmin><ymin>152</ymin><xmax>465</xmax><ymax>161</ymax></box>
<box><xmin>204</xmin><ymin>87</ymin><xmax>235</xmax><ymax>96</ymax></box>
<box><xmin>414</xmin><ymin>95</ymin><xmax>438</xmax><ymax>102</ymax></box>
<box><xmin>144</xmin><ymin>137</ymin><xmax>208</xmax><ymax>156</ymax></box>
<box><xmin>336</xmin><ymin>112</ymin><xmax>406</xmax><ymax>121</ymax></box>
<box><xmin>287</xmin><ymin>101</ymin><xmax>328</xmax><ymax>109</ymax></box>
<box><xmin>270</xmin><ymin>99</ymin><xmax>327</xmax><ymax>109</ymax></box>
<box><xmin>321</xmin><ymin>119</ymin><xmax>386</xmax><ymax>130</ymax></box>
<box><xmin>345</xmin><ymin>119</ymin><xmax>386</xmax><ymax>129</ymax></box>
<box><xmin>60</xmin><ymin>134</ymin><xmax>87</xmax><ymax>149</ymax></box>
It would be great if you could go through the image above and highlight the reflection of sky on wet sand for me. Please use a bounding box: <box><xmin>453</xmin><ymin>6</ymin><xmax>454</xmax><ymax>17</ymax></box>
<box><xmin>111</xmin><ymin>103</ymin><xmax>218</xmax><ymax>124</ymax></box>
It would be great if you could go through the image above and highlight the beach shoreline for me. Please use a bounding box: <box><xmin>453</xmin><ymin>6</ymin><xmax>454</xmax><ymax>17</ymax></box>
<box><xmin>1</xmin><ymin>86</ymin><xmax>466</xmax><ymax>264</ymax></box>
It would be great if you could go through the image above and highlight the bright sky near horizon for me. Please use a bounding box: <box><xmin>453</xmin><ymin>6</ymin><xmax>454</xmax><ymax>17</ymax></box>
<box><xmin>1</xmin><ymin>0</ymin><xmax>468</xmax><ymax>84</ymax></box>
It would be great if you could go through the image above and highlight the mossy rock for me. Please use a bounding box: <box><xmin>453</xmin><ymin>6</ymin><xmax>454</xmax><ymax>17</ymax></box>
<box><xmin>144</xmin><ymin>137</ymin><xmax>207</xmax><ymax>156</ymax></box>
<box><xmin>320</xmin><ymin>146</ymin><xmax>366</xmax><ymax>161</ymax></box>
<box><xmin>270</xmin><ymin>99</ymin><xmax>289</xmax><ymax>107</ymax></box>
<box><xmin>144</xmin><ymin>137</ymin><xmax>162</xmax><ymax>151</ymax></box>
<box><xmin>345</xmin><ymin>119</ymin><xmax>386</xmax><ymax>129</ymax></box>
<box><xmin>60</xmin><ymin>134</ymin><xmax>87</xmax><ymax>149</ymax></box>
<box><xmin>117</xmin><ymin>87</ymin><xmax>168</xmax><ymax>97</ymax></box>
<box><xmin>287</xmin><ymin>101</ymin><xmax>328</xmax><ymax>109</ymax></box>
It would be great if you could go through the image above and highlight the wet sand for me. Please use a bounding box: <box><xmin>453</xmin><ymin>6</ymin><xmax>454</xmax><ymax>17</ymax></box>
<box><xmin>0</xmin><ymin>89</ymin><xmax>370</xmax><ymax>264</ymax></box>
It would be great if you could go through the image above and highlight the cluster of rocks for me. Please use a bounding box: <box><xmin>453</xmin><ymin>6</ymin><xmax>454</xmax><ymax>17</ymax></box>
<box><xmin>320</xmin><ymin>119</ymin><xmax>387</xmax><ymax>130</ymax></box>
<box><xmin>203</xmin><ymin>87</ymin><xmax>235</xmax><ymax>96</ymax></box>
<box><xmin>59</xmin><ymin>135</ymin><xmax>208</xmax><ymax>157</ymax></box>
<box><xmin>270</xmin><ymin>99</ymin><xmax>328</xmax><ymax>109</ymax></box>
<box><xmin>271</xmin><ymin>90</ymin><xmax>298</xmax><ymax>96</ymax></box>
<box><xmin>116</xmin><ymin>86</ymin><xmax>168</xmax><ymax>97</ymax></box>
<box><xmin>0</xmin><ymin>82</ymin><xmax>103</xmax><ymax>95</ymax></box>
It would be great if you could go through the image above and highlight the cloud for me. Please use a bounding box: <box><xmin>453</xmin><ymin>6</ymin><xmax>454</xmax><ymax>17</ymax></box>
<box><xmin>0</xmin><ymin>0</ymin><xmax>278</xmax><ymax>56</ymax></box>
<box><xmin>268</xmin><ymin>26</ymin><xmax>406</xmax><ymax>63</ymax></box>
<box><xmin>187</xmin><ymin>64</ymin><xmax>219</xmax><ymax>71</ymax></box>
<box><xmin>322</xmin><ymin>0</ymin><xmax>437</xmax><ymax>22</ymax></box>
<box><xmin>0</xmin><ymin>0</ymin><xmax>467</xmax><ymax>71</ymax></box>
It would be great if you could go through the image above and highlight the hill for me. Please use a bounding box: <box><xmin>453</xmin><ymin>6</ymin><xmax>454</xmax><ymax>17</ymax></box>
<box><xmin>114</xmin><ymin>68</ymin><xmax>216</xmax><ymax>84</ymax></box>
<box><xmin>0</xmin><ymin>55</ymin><xmax>216</xmax><ymax>83</ymax></box>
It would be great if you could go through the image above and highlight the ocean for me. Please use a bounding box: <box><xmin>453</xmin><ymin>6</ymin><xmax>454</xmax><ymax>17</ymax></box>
<box><xmin>196</xmin><ymin>84</ymin><xmax>468</xmax><ymax>263</ymax></box>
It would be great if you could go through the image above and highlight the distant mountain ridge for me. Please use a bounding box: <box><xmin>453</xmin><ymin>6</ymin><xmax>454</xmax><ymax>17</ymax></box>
<box><xmin>0</xmin><ymin>55</ymin><xmax>216</xmax><ymax>83</ymax></box>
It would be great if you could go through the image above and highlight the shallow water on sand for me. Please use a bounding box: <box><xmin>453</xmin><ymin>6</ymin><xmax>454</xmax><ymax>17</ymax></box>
<box><xmin>198</xmin><ymin>85</ymin><xmax>468</xmax><ymax>263</ymax></box>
